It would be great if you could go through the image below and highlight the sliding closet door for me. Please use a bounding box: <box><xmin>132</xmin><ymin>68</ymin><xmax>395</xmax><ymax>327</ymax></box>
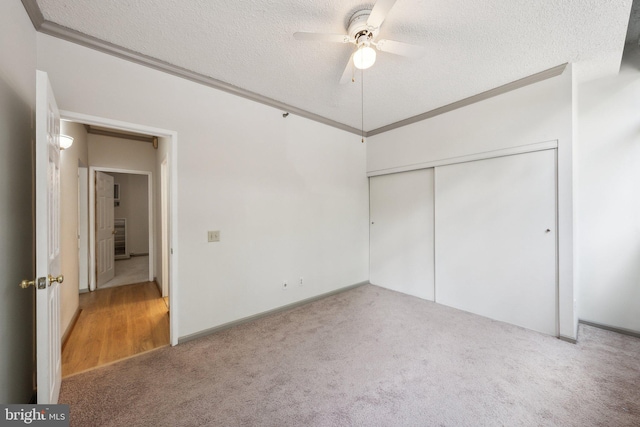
<box><xmin>435</xmin><ymin>150</ymin><xmax>557</xmax><ymax>335</ymax></box>
<box><xmin>370</xmin><ymin>169</ymin><xmax>435</xmax><ymax>300</ymax></box>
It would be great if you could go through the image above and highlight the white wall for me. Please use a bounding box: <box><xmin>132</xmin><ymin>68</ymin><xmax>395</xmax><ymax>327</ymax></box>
<box><xmin>112</xmin><ymin>173</ymin><xmax>149</xmax><ymax>255</ymax></box>
<box><xmin>59</xmin><ymin>121</ymin><xmax>89</xmax><ymax>336</ymax></box>
<box><xmin>367</xmin><ymin>69</ymin><xmax>577</xmax><ymax>339</ymax></box>
<box><xmin>0</xmin><ymin>0</ymin><xmax>36</xmax><ymax>403</ymax></box>
<box><xmin>367</xmin><ymin>73</ymin><xmax>573</xmax><ymax>175</ymax></box>
<box><xmin>37</xmin><ymin>34</ymin><xmax>369</xmax><ymax>338</ymax></box>
<box><xmin>576</xmin><ymin>45</ymin><xmax>640</xmax><ymax>334</ymax></box>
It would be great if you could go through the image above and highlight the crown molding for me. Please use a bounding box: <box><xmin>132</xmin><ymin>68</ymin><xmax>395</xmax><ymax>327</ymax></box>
<box><xmin>21</xmin><ymin>0</ymin><xmax>362</xmax><ymax>136</ymax></box>
<box><xmin>21</xmin><ymin>0</ymin><xmax>44</xmax><ymax>29</ymax></box>
<box><xmin>21</xmin><ymin>0</ymin><xmax>566</xmax><ymax>138</ymax></box>
<box><xmin>367</xmin><ymin>63</ymin><xmax>568</xmax><ymax>137</ymax></box>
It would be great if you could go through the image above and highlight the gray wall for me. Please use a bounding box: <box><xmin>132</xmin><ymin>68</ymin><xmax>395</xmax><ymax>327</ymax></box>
<box><xmin>0</xmin><ymin>0</ymin><xmax>36</xmax><ymax>403</ymax></box>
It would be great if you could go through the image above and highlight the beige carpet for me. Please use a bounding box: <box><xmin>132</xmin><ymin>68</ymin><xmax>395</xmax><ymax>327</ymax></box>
<box><xmin>99</xmin><ymin>255</ymin><xmax>149</xmax><ymax>289</ymax></box>
<box><xmin>59</xmin><ymin>284</ymin><xmax>640</xmax><ymax>426</ymax></box>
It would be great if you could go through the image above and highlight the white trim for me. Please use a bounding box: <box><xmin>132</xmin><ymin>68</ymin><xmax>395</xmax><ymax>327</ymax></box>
<box><xmin>367</xmin><ymin>140</ymin><xmax>559</xmax><ymax>177</ymax></box>
<box><xmin>160</xmin><ymin>157</ymin><xmax>170</xmax><ymax>299</ymax></box>
<box><xmin>555</xmin><ymin>148</ymin><xmax>560</xmax><ymax>337</ymax></box>
<box><xmin>90</xmin><ymin>167</ymin><xmax>154</xmax><ymax>286</ymax></box>
<box><xmin>61</xmin><ymin>110</ymin><xmax>179</xmax><ymax>346</ymax></box>
<box><xmin>60</xmin><ymin>111</ymin><xmax>175</xmax><ymax>138</ymax></box>
<box><xmin>77</xmin><ymin>165</ymin><xmax>89</xmax><ymax>292</ymax></box>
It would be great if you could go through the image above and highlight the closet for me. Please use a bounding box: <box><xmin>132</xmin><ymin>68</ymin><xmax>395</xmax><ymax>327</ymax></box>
<box><xmin>370</xmin><ymin>149</ymin><xmax>557</xmax><ymax>335</ymax></box>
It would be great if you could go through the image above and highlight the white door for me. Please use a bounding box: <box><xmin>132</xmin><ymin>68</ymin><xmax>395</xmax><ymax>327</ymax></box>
<box><xmin>96</xmin><ymin>171</ymin><xmax>115</xmax><ymax>287</ymax></box>
<box><xmin>434</xmin><ymin>150</ymin><xmax>557</xmax><ymax>335</ymax></box>
<box><xmin>370</xmin><ymin>168</ymin><xmax>435</xmax><ymax>300</ymax></box>
<box><xmin>35</xmin><ymin>71</ymin><xmax>63</xmax><ymax>404</ymax></box>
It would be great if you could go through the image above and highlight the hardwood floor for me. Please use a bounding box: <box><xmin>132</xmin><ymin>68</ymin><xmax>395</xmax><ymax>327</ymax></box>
<box><xmin>62</xmin><ymin>281</ymin><xmax>169</xmax><ymax>377</ymax></box>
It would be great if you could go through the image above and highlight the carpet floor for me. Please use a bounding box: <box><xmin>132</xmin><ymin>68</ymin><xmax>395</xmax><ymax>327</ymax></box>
<box><xmin>59</xmin><ymin>284</ymin><xmax>640</xmax><ymax>426</ymax></box>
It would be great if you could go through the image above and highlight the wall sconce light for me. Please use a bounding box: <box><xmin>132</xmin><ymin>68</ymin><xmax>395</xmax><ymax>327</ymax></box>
<box><xmin>60</xmin><ymin>135</ymin><xmax>74</xmax><ymax>150</ymax></box>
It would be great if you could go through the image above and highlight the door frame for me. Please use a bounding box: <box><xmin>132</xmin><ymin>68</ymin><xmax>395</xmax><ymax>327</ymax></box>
<box><xmin>160</xmin><ymin>157</ymin><xmax>170</xmax><ymax>299</ymax></box>
<box><xmin>61</xmin><ymin>110</ymin><xmax>179</xmax><ymax>346</ymax></box>
<box><xmin>78</xmin><ymin>163</ymin><xmax>89</xmax><ymax>292</ymax></box>
<box><xmin>89</xmin><ymin>167</ymin><xmax>153</xmax><ymax>289</ymax></box>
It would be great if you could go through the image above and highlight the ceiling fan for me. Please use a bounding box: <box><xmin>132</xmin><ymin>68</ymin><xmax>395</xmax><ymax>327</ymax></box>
<box><xmin>293</xmin><ymin>0</ymin><xmax>424</xmax><ymax>83</ymax></box>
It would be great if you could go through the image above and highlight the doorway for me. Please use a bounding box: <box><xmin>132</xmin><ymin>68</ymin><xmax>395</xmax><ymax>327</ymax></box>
<box><xmin>104</xmin><ymin>173</ymin><xmax>153</xmax><ymax>289</ymax></box>
<box><xmin>89</xmin><ymin>167</ymin><xmax>154</xmax><ymax>291</ymax></box>
<box><xmin>62</xmin><ymin>111</ymin><xmax>178</xmax><ymax>349</ymax></box>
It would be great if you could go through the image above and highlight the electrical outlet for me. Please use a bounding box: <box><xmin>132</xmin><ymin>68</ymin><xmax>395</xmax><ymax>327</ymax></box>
<box><xmin>207</xmin><ymin>230</ymin><xmax>220</xmax><ymax>242</ymax></box>
<box><xmin>283</xmin><ymin>281</ymin><xmax>288</xmax><ymax>290</ymax></box>
<box><xmin>299</xmin><ymin>277</ymin><xmax>304</xmax><ymax>286</ymax></box>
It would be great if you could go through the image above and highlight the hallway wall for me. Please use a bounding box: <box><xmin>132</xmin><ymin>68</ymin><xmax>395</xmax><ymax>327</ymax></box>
<box><xmin>59</xmin><ymin>121</ymin><xmax>89</xmax><ymax>336</ymax></box>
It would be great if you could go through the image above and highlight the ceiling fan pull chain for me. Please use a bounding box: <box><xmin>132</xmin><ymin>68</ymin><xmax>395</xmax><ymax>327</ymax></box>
<box><xmin>361</xmin><ymin>68</ymin><xmax>365</xmax><ymax>143</ymax></box>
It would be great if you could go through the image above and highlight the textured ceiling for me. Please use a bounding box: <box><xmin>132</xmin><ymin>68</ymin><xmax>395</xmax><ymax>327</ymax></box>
<box><xmin>35</xmin><ymin>0</ymin><xmax>632</xmax><ymax>132</ymax></box>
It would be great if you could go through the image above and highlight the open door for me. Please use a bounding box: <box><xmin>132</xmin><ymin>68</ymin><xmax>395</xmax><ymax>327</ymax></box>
<box><xmin>30</xmin><ymin>71</ymin><xmax>63</xmax><ymax>403</ymax></box>
<box><xmin>96</xmin><ymin>171</ymin><xmax>115</xmax><ymax>287</ymax></box>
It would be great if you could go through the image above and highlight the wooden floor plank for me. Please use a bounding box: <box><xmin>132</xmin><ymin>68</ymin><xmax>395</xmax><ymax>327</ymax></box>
<box><xmin>62</xmin><ymin>281</ymin><xmax>169</xmax><ymax>377</ymax></box>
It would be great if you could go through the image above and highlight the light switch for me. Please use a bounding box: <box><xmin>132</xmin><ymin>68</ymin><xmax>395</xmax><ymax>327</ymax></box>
<box><xmin>207</xmin><ymin>230</ymin><xmax>220</xmax><ymax>242</ymax></box>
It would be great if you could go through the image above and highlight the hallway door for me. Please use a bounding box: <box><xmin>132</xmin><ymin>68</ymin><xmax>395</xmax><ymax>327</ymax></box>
<box><xmin>96</xmin><ymin>171</ymin><xmax>115</xmax><ymax>286</ymax></box>
<box><xmin>34</xmin><ymin>71</ymin><xmax>63</xmax><ymax>403</ymax></box>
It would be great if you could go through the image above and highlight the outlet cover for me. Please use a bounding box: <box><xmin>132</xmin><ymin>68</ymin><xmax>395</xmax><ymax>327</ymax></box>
<box><xmin>207</xmin><ymin>230</ymin><xmax>220</xmax><ymax>242</ymax></box>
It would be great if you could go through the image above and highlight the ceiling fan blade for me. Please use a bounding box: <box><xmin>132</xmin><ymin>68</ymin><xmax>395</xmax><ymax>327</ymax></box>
<box><xmin>293</xmin><ymin>32</ymin><xmax>350</xmax><ymax>43</ymax></box>
<box><xmin>339</xmin><ymin>53</ymin><xmax>356</xmax><ymax>84</ymax></box>
<box><xmin>375</xmin><ymin>39</ymin><xmax>425</xmax><ymax>58</ymax></box>
<box><xmin>367</xmin><ymin>0</ymin><xmax>398</xmax><ymax>28</ymax></box>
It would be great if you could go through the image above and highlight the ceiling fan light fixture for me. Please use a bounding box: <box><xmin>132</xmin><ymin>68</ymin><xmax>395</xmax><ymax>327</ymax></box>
<box><xmin>353</xmin><ymin>45</ymin><xmax>376</xmax><ymax>70</ymax></box>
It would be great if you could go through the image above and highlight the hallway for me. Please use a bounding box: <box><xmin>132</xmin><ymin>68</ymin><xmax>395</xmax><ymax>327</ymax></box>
<box><xmin>99</xmin><ymin>255</ymin><xmax>150</xmax><ymax>289</ymax></box>
<box><xmin>62</xmin><ymin>281</ymin><xmax>169</xmax><ymax>377</ymax></box>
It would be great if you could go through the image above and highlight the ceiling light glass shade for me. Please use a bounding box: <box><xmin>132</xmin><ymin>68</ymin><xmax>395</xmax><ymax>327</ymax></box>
<box><xmin>353</xmin><ymin>45</ymin><xmax>376</xmax><ymax>70</ymax></box>
<box><xmin>60</xmin><ymin>135</ymin><xmax>74</xmax><ymax>150</ymax></box>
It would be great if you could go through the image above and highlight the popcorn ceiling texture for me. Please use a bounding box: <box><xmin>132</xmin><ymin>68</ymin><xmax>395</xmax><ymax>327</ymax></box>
<box><xmin>36</xmin><ymin>0</ymin><xmax>632</xmax><ymax>130</ymax></box>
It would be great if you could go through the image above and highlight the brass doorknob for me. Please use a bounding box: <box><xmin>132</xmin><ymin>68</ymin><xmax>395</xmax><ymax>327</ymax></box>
<box><xmin>19</xmin><ymin>279</ymin><xmax>35</xmax><ymax>289</ymax></box>
<box><xmin>112</xmin><ymin>230</ymin><xmax>117</xmax><ymax>234</ymax></box>
<box><xmin>48</xmin><ymin>274</ymin><xmax>64</xmax><ymax>284</ymax></box>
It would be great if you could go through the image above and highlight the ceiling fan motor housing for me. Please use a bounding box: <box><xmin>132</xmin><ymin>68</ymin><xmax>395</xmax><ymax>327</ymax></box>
<box><xmin>348</xmin><ymin>9</ymin><xmax>379</xmax><ymax>44</ymax></box>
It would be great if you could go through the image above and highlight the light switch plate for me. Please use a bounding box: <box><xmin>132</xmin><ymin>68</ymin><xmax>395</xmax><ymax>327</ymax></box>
<box><xmin>207</xmin><ymin>230</ymin><xmax>220</xmax><ymax>242</ymax></box>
